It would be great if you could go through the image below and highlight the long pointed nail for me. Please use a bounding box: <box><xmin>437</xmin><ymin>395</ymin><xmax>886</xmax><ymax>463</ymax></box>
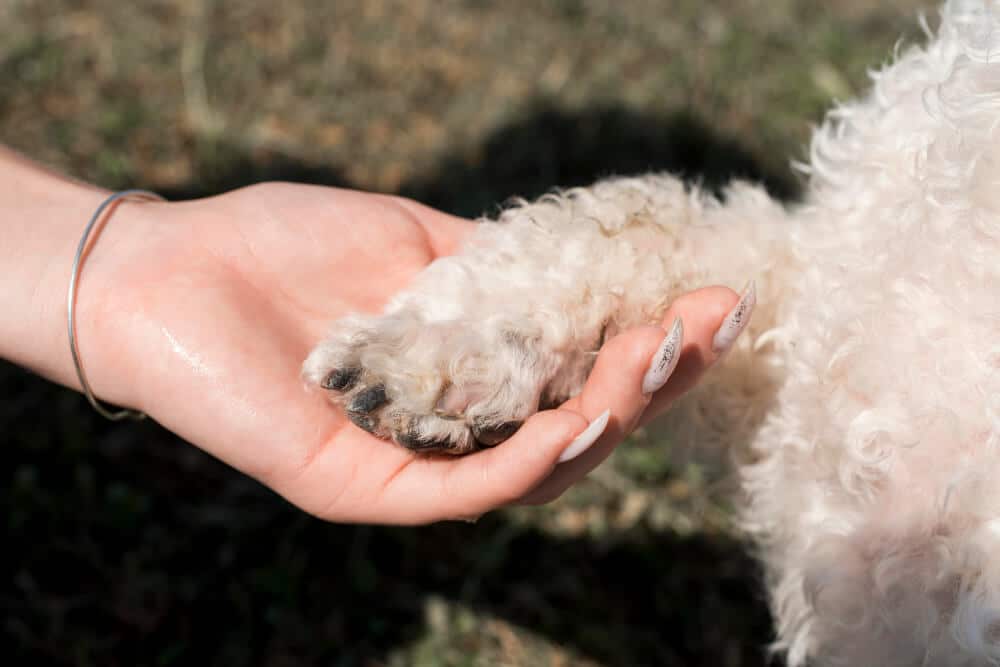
<box><xmin>557</xmin><ymin>408</ymin><xmax>611</xmax><ymax>463</ymax></box>
<box><xmin>712</xmin><ymin>280</ymin><xmax>756</xmax><ymax>355</ymax></box>
<box><xmin>641</xmin><ymin>317</ymin><xmax>683</xmax><ymax>395</ymax></box>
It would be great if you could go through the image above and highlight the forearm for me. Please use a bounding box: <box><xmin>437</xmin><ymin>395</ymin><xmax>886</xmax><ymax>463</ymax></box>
<box><xmin>0</xmin><ymin>146</ymin><xmax>120</xmax><ymax>392</ymax></box>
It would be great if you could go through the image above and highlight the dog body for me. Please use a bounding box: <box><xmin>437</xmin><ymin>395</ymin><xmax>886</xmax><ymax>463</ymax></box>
<box><xmin>305</xmin><ymin>2</ymin><xmax>1000</xmax><ymax>663</ymax></box>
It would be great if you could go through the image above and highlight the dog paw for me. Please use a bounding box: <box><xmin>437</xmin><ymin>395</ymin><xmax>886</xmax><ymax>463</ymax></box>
<box><xmin>303</xmin><ymin>310</ymin><xmax>573</xmax><ymax>454</ymax></box>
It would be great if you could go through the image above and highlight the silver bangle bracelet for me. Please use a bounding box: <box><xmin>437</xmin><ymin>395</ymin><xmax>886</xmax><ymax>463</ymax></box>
<box><xmin>67</xmin><ymin>189</ymin><xmax>165</xmax><ymax>421</ymax></box>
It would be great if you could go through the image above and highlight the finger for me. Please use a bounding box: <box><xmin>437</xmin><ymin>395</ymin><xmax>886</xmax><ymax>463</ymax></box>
<box><xmin>304</xmin><ymin>284</ymin><xmax>754</xmax><ymax>523</ymax></box>
<box><xmin>371</xmin><ymin>408</ymin><xmax>599</xmax><ymax>524</ymax></box>
<box><xmin>520</xmin><ymin>285</ymin><xmax>745</xmax><ymax>504</ymax></box>
<box><xmin>640</xmin><ymin>283</ymin><xmax>752</xmax><ymax>425</ymax></box>
<box><xmin>515</xmin><ymin>325</ymin><xmax>677</xmax><ymax>504</ymax></box>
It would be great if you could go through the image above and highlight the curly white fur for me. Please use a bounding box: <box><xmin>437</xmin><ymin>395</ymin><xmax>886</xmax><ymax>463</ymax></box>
<box><xmin>304</xmin><ymin>1</ymin><xmax>1000</xmax><ymax>662</ymax></box>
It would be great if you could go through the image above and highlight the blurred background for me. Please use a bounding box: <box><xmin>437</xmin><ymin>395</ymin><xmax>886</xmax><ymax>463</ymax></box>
<box><xmin>3</xmin><ymin>1</ymin><xmax>934</xmax><ymax>665</ymax></box>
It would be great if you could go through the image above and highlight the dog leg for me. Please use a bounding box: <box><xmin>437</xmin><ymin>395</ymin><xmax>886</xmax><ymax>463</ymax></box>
<box><xmin>304</xmin><ymin>174</ymin><xmax>789</xmax><ymax>453</ymax></box>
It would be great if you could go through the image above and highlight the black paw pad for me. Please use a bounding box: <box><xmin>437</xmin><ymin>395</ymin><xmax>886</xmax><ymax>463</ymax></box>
<box><xmin>472</xmin><ymin>420</ymin><xmax>523</xmax><ymax>447</ymax></box>
<box><xmin>322</xmin><ymin>367</ymin><xmax>361</xmax><ymax>391</ymax></box>
<box><xmin>398</xmin><ymin>429</ymin><xmax>455</xmax><ymax>452</ymax></box>
<box><xmin>347</xmin><ymin>412</ymin><xmax>378</xmax><ymax>434</ymax></box>
<box><xmin>349</xmin><ymin>385</ymin><xmax>388</xmax><ymax>413</ymax></box>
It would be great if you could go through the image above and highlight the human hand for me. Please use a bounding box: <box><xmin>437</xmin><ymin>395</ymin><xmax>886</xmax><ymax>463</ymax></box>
<box><xmin>73</xmin><ymin>182</ymin><xmax>746</xmax><ymax>524</ymax></box>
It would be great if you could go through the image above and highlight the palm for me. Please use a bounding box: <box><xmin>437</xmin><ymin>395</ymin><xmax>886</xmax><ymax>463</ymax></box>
<box><xmin>118</xmin><ymin>183</ymin><xmax>472</xmax><ymax>519</ymax></box>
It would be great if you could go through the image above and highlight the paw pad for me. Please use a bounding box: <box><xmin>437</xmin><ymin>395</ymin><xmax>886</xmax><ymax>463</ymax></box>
<box><xmin>322</xmin><ymin>367</ymin><xmax>360</xmax><ymax>391</ymax></box>
<box><xmin>304</xmin><ymin>318</ymin><xmax>556</xmax><ymax>455</ymax></box>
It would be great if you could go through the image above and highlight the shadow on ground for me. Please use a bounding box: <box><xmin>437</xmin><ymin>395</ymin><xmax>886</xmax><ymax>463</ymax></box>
<box><xmin>5</xmin><ymin>105</ymin><xmax>792</xmax><ymax>666</ymax></box>
<box><xmin>161</xmin><ymin>105</ymin><xmax>800</xmax><ymax>211</ymax></box>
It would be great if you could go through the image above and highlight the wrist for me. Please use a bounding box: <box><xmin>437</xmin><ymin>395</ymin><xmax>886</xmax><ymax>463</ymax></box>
<box><xmin>68</xmin><ymin>191</ymin><xmax>171</xmax><ymax>420</ymax></box>
<box><xmin>63</xmin><ymin>194</ymin><xmax>176</xmax><ymax>414</ymax></box>
<box><xmin>0</xmin><ymin>172</ymin><xmax>105</xmax><ymax>386</ymax></box>
<box><xmin>0</xmin><ymin>149</ymin><xmax>172</xmax><ymax>412</ymax></box>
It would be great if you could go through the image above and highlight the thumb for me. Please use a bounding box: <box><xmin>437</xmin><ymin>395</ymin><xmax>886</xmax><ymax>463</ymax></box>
<box><xmin>376</xmin><ymin>408</ymin><xmax>607</xmax><ymax>523</ymax></box>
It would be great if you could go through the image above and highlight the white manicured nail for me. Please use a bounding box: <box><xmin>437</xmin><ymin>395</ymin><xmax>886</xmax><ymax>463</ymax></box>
<box><xmin>557</xmin><ymin>408</ymin><xmax>611</xmax><ymax>463</ymax></box>
<box><xmin>712</xmin><ymin>280</ymin><xmax>756</xmax><ymax>355</ymax></box>
<box><xmin>641</xmin><ymin>317</ymin><xmax>683</xmax><ymax>395</ymax></box>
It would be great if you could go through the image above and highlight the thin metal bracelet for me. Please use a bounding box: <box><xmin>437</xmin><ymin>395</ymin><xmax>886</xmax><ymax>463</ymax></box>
<box><xmin>67</xmin><ymin>189</ymin><xmax>165</xmax><ymax>421</ymax></box>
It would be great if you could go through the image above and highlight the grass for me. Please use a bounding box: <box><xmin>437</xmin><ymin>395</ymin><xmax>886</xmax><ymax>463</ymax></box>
<box><xmin>2</xmin><ymin>1</ymin><xmax>934</xmax><ymax>665</ymax></box>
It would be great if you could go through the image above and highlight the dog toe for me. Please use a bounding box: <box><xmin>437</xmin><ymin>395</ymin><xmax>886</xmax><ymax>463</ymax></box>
<box><xmin>322</xmin><ymin>367</ymin><xmax>361</xmax><ymax>391</ymax></box>
<box><xmin>348</xmin><ymin>384</ymin><xmax>388</xmax><ymax>413</ymax></box>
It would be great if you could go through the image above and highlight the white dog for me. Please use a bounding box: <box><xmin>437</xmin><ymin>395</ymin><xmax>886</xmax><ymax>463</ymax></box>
<box><xmin>304</xmin><ymin>2</ymin><xmax>1000</xmax><ymax>664</ymax></box>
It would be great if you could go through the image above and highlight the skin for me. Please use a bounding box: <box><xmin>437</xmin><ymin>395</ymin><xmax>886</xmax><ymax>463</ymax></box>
<box><xmin>1</xmin><ymin>144</ymin><xmax>742</xmax><ymax>524</ymax></box>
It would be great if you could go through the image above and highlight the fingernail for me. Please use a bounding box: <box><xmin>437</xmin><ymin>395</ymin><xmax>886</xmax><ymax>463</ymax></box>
<box><xmin>712</xmin><ymin>280</ymin><xmax>756</xmax><ymax>355</ymax></box>
<box><xmin>557</xmin><ymin>408</ymin><xmax>611</xmax><ymax>463</ymax></box>
<box><xmin>641</xmin><ymin>317</ymin><xmax>683</xmax><ymax>395</ymax></box>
